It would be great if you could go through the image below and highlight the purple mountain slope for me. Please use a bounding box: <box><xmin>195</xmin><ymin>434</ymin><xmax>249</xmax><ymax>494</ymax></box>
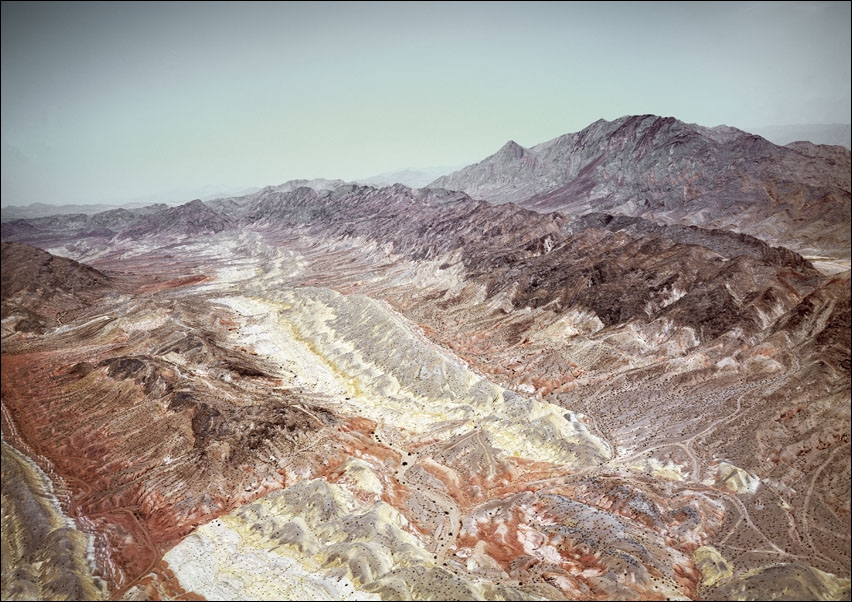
<box><xmin>429</xmin><ymin>114</ymin><xmax>851</xmax><ymax>258</ymax></box>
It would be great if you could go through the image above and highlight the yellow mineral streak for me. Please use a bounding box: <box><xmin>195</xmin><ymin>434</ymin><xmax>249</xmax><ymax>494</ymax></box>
<box><xmin>164</xmin><ymin>478</ymin><xmax>500</xmax><ymax>600</ymax></box>
<box><xmin>166</xmin><ymin>476</ymin><xmax>540</xmax><ymax>599</ymax></box>
<box><xmin>709</xmin><ymin>562</ymin><xmax>851</xmax><ymax>601</ymax></box>
<box><xmin>339</xmin><ymin>457</ymin><xmax>384</xmax><ymax>495</ymax></box>
<box><xmin>694</xmin><ymin>545</ymin><xmax>734</xmax><ymax>588</ymax></box>
<box><xmin>623</xmin><ymin>456</ymin><xmax>688</xmax><ymax>482</ymax></box>
<box><xmin>713</xmin><ymin>461</ymin><xmax>761</xmax><ymax>495</ymax></box>
<box><xmin>212</xmin><ymin>291</ymin><xmax>612</xmax><ymax>467</ymax></box>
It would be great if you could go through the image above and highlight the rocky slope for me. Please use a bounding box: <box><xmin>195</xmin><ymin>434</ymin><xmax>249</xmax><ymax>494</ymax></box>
<box><xmin>1</xmin><ymin>242</ymin><xmax>118</xmax><ymax>334</ymax></box>
<box><xmin>429</xmin><ymin>115</ymin><xmax>851</xmax><ymax>259</ymax></box>
<box><xmin>119</xmin><ymin>199</ymin><xmax>234</xmax><ymax>239</ymax></box>
<box><xmin>0</xmin><ymin>204</ymin><xmax>169</xmax><ymax>243</ymax></box>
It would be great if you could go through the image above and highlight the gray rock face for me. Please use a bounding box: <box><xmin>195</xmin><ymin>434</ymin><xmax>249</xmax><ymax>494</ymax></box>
<box><xmin>120</xmin><ymin>199</ymin><xmax>233</xmax><ymax>239</ymax></box>
<box><xmin>429</xmin><ymin>115</ymin><xmax>851</xmax><ymax>258</ymax></box>
<box><xmin>0</xmin><ymin>204</ymin><xmax>170</xmax><ymax>242</ymax></box>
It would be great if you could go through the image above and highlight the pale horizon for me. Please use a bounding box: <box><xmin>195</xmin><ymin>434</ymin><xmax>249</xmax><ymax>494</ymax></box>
<box><xmin>2</xmin><ymin>1</ymin><xmax>850</xmax><ymax>207</ymax></box>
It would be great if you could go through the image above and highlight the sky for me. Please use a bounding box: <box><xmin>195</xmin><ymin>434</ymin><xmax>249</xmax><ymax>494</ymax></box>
<box><xmin>2</xmin><ymin>1</ymin><xmax>850</xmax><ymax>207</ymax></box>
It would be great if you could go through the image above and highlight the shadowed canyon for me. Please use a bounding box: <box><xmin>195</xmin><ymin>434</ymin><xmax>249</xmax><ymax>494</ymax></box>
<box><xmin>1</xmin><ymin>115</ymin><xmax>850</xmax><ymax>601</ymax></box>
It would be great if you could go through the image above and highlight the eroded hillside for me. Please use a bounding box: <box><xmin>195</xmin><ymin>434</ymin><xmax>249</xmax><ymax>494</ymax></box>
<box><xmin>2</xmin><ymin>181</ymin><xmax>849</xmax><ymax>601</ymax></box>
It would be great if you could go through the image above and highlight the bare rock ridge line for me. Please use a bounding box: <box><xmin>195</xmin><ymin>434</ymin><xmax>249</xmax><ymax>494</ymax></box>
<box><xmin>1</xmin><ymin>113</ymin><xmax>850</xmax><ymax>601</ymax></box>
<box><xmin>3</xmin><ymin>184</ymin><xmax>827</xmax><ymax>346</ymax></box>
<box><xmin>0</xmin><ymin>182</ymin><xmax>822</xmax><ymax>273</ymax></box>
<box><xmin>428</xmin><ymin>114</ymin><xmax>851</xmax><ymax>259</ymax></box>
<box><xmin>3</xmin><ymin>113</ymin><xmax>850</xmax><ymax>264</ymax></box>
<box><xmin>4</xmin><ymin>114</ymin><xmax>850</xmax><ymax>261</ymax></box>
<box><xmin>566</xmin><ymin>212</ymin><xmax>815</xmax><ymax>272</ymax></box>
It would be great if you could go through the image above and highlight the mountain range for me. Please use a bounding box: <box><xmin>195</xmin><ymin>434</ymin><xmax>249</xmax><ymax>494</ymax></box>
<box><xmin>1</xmin><ymin>114</ymin><xmax>849</xmax><ymax>602</ymax></box>
<box><xmin>429</xmin><ymin>115</ymin><xmax>851</xmax><ymax>260</ymax></box>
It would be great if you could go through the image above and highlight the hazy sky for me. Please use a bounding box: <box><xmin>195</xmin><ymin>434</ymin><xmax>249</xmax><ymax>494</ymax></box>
<box><xmin>2</xmin><ymin>1</ymin><xmax>850</xmax><ymax>206</ymax></box>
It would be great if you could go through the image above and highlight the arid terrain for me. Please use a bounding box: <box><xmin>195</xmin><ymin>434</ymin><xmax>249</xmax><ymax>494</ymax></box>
<box><xmin>2</xmin><ymin>116</ymin><xmax>850</xmax><ymax>601</ymax></box>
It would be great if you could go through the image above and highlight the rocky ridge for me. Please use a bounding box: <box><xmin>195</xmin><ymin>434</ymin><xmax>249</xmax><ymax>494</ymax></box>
<box><xmin>429</xmin><ymin>114</ymin><xmax>851</xmax><ymax>259</ymax></box>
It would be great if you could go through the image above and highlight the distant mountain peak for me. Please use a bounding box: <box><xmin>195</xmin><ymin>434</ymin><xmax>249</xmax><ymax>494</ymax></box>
<box><xmin>119</xmin><ymin>197</ymin><xmax>232</xmax><ymax>239</ymax></box>
<box><xmin>427</xmin><ymin>113</ymin><xmax>850</xmax><ymax>258</ymax></box>
<box><xmin>353</xmin><ymin>166</ymin><xmax>465</xmax><ymax>189</ymax></box>
<box><xmin>748</xmin><ymin>123</ymin><xmax>851</xmax><ymax>149</ymax></box>
<box><xmin>495</xmin><ymin>139</ymin><xmax>527</xmax><ymax>159</ymax></box>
